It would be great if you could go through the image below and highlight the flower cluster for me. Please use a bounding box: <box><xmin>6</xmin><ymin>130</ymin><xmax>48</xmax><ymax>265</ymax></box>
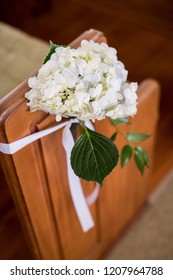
<box><xmin>25</xmin><ymin>40</ymin><xmax>138</xmax><ymax>122</ymax></box>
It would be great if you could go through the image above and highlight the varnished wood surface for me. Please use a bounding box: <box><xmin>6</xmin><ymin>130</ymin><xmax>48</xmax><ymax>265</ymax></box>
<box><xmin>0</xmin><ymin>73</ymin><xmax>160</xmax><ymax>259</ymax></box>
<box><xmin>0</xmin><ymin>31</ymin><xmax>160</xmax><ymax>260</ymax></box>
<box><xmin>0</xmin><ymin>0</ymin><xmax>173</xmax><ymax>259</ymax></box>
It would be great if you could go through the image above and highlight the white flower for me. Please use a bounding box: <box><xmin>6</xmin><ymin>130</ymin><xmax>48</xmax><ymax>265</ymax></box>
<box><xmin>89</xmin><ymin>84</ymin><xmax>102</xmax><ymax>98</ymax></box>
<box><xmin>25</xmin><ymin>40</ymin><xmax>138</xmax><ymax>122</ymax></box>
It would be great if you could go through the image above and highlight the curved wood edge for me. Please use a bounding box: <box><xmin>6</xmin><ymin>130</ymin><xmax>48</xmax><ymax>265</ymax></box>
<box><xmin>137</xmin><ymin>78</ymin><xmax>161</xmax><ymax>105</ymax></box>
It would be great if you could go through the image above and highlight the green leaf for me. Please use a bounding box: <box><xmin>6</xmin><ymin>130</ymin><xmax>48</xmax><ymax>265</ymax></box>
<box><xmin>134</xmin><ymin>149</ymin><xmax>145</xmax><ymax>174</ymax></box>
<box><xmin>43</xmin><ymin>41</ymin><xmax>58</xmax><ymax>64</ymax></box>
<box><xmin>71</xmin><ymin>126</ymin><xmax>119</xmax><ymax>185</ymax></box>
<box><xmin>111</xmin><ymin>117</ymin><xmax>131</xmax><ymax>125</ymax></box>
<box><xmin>126</xmin><ymin>132</ymin><xmax>150</xmax><ymax>142</ymax></box>
<box><xmin>135</xmin><ymin>146</ymin><xmax>149</xmax><ymax>167</ymax></box>
<box><xmin>110</xmin><ymin>132</ymin><xmax>117</xmax><ymax>142</ymax></box>
<box><xmin>43</xmin><ymin>41</ymin><xmax>67</xmax><ymax>64</ymax></box>
<box><xmin>121</xmin><ymin>144</ymin><xmax>133</xmax><ymax>167</ymax></box>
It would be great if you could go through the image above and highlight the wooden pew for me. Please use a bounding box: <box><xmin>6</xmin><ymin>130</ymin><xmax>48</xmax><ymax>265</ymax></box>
<box><xmin>0</xmin><ymin>29</ymin><xmax>160</xmax><ymax>259</ymax></box>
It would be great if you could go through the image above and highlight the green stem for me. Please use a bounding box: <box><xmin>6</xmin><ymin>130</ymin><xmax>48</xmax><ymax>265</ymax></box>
<box><xmin>82</xmin><ymin>122</ymin><xmax>90</xmax><ymax>137</ymax></box>
<box><xmin>115</xmin><ymin>124</ymin><xmax>134</xmax><ymax>147</ymax></box>
<box><xmin>115</xmin><ymin>124</ymin><xmax>126</xmax><ymax>139</ymax></box>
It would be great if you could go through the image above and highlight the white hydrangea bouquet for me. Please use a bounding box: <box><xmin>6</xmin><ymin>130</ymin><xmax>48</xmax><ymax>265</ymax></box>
<box><xmin>25</xmin><ymin>40</ymin><xmax>150</xmax><ymax>185</ymax></box>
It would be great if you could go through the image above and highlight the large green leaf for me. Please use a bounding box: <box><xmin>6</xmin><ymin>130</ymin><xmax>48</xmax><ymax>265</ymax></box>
<box><xmin>71</xmin><ymin>126</ymin><xmax>119</xmax><ymax>185</ymax></box>
<box><xmin>126</xmin><ymin>132</ymin><xmax>150</xmax><ymax>142</ymax></box>
<box><xmin>121</xmin><ymin>144</ymin><xmax>133</xmax><ymax>167</ymax></box>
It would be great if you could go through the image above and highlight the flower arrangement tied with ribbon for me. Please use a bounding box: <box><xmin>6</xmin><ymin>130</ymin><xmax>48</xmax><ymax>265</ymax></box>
<box><xmin>25</xmin><ymin>40</ymin><xmax>150</xmax><ymax>186</ymax></box>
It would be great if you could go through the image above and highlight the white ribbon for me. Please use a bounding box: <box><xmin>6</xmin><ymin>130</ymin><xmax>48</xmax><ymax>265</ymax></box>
<box><xmin>0</xmin><ymin>118</ymin><xmax>100</xmax><ymax>232</ymax></box>
<box><xmin>0</xmin><ymin>119</ymin><xmax>77</xmax><ymax>155</ymax></box>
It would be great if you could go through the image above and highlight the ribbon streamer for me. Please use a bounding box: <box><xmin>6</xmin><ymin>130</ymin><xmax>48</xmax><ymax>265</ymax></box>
<box><xmin>0</xmin><ymin>118</ymin><xmax>100</xmax><ymax>232</ymax></box>
<box><xmin>0</xmin><ymin>119</ymin><xmax>78</xmax><ymax>155</ymax></box>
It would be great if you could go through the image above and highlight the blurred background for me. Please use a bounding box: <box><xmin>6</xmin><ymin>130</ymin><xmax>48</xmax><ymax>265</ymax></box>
<box><xmin>0</xmin><ymin>0</ymin><xmax>173</xmax><ymax>259</ymax></box>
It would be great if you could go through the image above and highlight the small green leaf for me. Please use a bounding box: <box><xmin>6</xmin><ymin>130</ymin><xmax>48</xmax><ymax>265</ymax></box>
<box><xmin>111</xmin><ymin>117</ymin><xmax>131</xmax><ymax>125</ymax></box>
<box><xmin>135</xmin><ymin>146</ymin><xmax>149</xmax><ymax>167</ymax></box>
<box><xmin>43</xmin><ymin>41</ymin><xmax>67</xmax><ymax>64</ymax></box>
<box><xmin>126</xmin><ymin>132</ymin><xmax>150</xmax><ymax>142</ymax></box>
<box><xmin>110</xmin><ymin>132</ymin><xmax>117</xmax><ymax>142</ymax></box>
<box><xmin>134</xmin><ymin>150</ymin><xmax>145</xmax><ymax>174</ymax></box>
<box><xmin>121</xmin><ymin>144</ymin><xmax>133</xmax><ymax>167</ymax></box>
<box><xmin>43</xmin><ymin>41</ymin><xmax>58</xmax><ymax>64</ymax></box>
<box><xmin>71</xmin><ymin>126</ymin><xmax>119</xmax><ymax>185</ymax></box>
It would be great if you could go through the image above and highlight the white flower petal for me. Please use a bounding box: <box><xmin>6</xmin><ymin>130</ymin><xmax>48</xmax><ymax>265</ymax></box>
<box><xmin>25</xmin><ymin>40</ymin><xmax>138</xmax><ymax>122</ymax></box>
